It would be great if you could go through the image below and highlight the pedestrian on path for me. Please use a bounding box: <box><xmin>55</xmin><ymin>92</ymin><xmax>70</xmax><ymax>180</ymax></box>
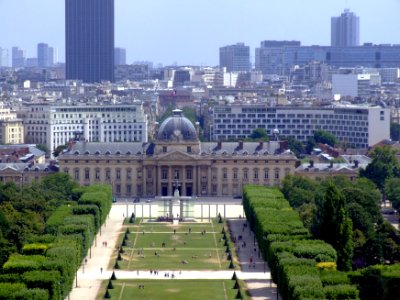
<box><xmin>100</xmin><ymin>267</ymin><xmax>103</xmax><ymax>273</ymax></box>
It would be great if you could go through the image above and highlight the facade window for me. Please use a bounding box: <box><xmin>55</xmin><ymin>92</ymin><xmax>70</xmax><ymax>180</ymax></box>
<box><xmin>116</xmin><ymin>169</ymin><xmax>121</xmax><ymax>180</ymax></box>
<box><xmin>74</xmin><ymin>168</ymin><xmax>79</xmax><ymax>180</ymax></box>
<box><xmin>162</xmin><ymin>146</ymin><xmax>167</xmax><ymax>153</ymax></box>
<box><xmin>274</xmin><ymin>168</ymin><xmax>280</xmax><ymax>179</ymax></box>
<box><xmin>147</xmin><ymin>169</ymin><xmax>152</xmax><ymax>179</ymax></box>
<box><xmin>63</xmin><ymin>168</ymin><xmax>69</xmax><ymax>175</ymax></box>
<box><xmin>105</xmin><ymin>169</ymin><xmax>111</xmax><ymax>180</ymax></box>
<box><xmin>223</xmin><ymin>168</ymin><xmax>228</xmax><ymax>180</ymax></box>
<box><xmin>264</xmin><ymin>168</ymin><xmax>269</xmax><ymax>179</ymax></box>
<box><xmin>187</xmin><ymin>146</ymin><xmax>192</xmax><ymax>153</ymax></box>
<box><xmin>254</xmin><ymin>168</ymin><xmax>259</xmax><ymax>180</ymax></box>
<box><xmin>285</xmin><ymin>168</ymin><xmax>291</xmax><ymax>177</ymax></box>
<box><xmin>126</xmin><ymin>168</ymin><xmax>132</xmax><ymax>180</ymax></box>
<box><xmin>186</xmin><ymin>169</ymin><xmax>192</xmax><ymax>180</ymax></box>
<box><xmin>85</xmin><ymin>168</ymin><xmax>90</xmax><ymax>180</ymax></box>
<box><xmin>126</xmin><ymin>184</ymin><xmax>131</xmax><ymax>194</ymax></box>
<box><xmin>233</xmin><ymin>169</ymin><xmax>238</xmax><ymax>179</ymax></box>
<box><xmin>243</xmin><ymin>169</ymin><xmax>248</xmax><ymax>180</ymax></box>
<box><xmin>212</xmin><ymin>184</ymin><xmax>217</xmax><ymax>194</ymax></box>
<box><xmin>201</xmin><ymin>183</ymin><xmax>207</xmax><ymax>194</ymax></box>
<box><xmin>95</xmin><ymin>168</ymin><xmax>100</xmax><ymax>180</ymax></box>
<box><xmin>162</xmin><ymin>169</ymin><xmax>168</xmax><ymax>180</ymax></box>
<box><xmin>116</xmin><ymin>184</ymin><xmax>121</xmax><ymax>194</ymax></box>
<box><xmin>137</xmin><ymin>169</ymin><xmax>142</xmax><ymax>179</ymax></box>
<box><xmin>174</xmin><ymin>170</ymin><xmax>180</xmax><ymax>180</ymax></box>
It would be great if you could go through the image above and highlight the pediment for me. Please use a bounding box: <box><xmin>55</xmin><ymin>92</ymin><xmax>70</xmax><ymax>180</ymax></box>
<box><xmin>157</xmin><ymin>151</ymin><xmax>196</xmax><ymax>161</ymax></box>
<box><xmin>0</xmin><ymin>167</ymin><xmax>21</xmax><ymax>174</ymax></box>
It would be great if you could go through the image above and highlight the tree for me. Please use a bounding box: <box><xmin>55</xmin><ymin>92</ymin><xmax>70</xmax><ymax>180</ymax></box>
<box><xmin>384</xmin><ymin>178</ymin><xmax>400</xmax><ymax>211</ymax></box>
<box><xmin>318</xmin><ymin>183</ymin><xmax>353</xmax><ymax>271</ymax></box>
<box><xmin>360</xmin><ymin>145</ymin><xmax>400</xmax><ymax>190</ymax></box>
<box><xmin>390</xmin><ymin>123</ymin><xmax>400</xmax><ymax>141</ymax></box>
<box><xmin>53</xmin><ymin>144</ymin><xmax>68</xmax><ymax>157</ymax></box>
<box><xmin>36</xmin><ymin>144</ymin><xmax>49</xmax><ymax>155</ymax></box>
<box><xmin>283</xmin><ymin>136</ymin><xmax>305</xmax><ymax>157</ymax></box>
<box><xmin>313</xmin><ymin>130</ymin><xmax>338</xmax><ymax>147</ymax></box>
<box><xmin>248</xmin><ymin>128</ymin><xmax>269</xmax><ymax>141</ymax></box>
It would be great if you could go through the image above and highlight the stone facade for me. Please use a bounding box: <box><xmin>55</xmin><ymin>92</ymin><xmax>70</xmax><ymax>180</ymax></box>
<box><xmin>59</xmin><ymin>110</ymin><xmax>298</xmax><ymax>197</ymax></box>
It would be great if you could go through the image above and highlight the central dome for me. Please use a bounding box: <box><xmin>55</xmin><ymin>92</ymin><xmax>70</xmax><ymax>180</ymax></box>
<box><xmin>157</xmin><ymin>109</ymin><xmax>198</xmax><ymax>142</ymax></box>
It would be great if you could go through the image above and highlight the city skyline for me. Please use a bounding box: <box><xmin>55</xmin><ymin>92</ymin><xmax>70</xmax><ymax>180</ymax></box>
<box><xmin>0</xmin><ymin>0</ymin><xmax>399</xmax><ymax>66</ymax></box>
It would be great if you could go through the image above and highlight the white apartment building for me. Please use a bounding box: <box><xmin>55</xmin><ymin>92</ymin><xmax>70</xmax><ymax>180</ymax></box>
<box><xmin>211</xmin><ymin>104</ymin><xmax>390</xmax><ymax>148</ymax></box>
<box><xmin>23</xmin><ymin>102</ymin><xmax>148</xmax><ymax>155</ymax></box>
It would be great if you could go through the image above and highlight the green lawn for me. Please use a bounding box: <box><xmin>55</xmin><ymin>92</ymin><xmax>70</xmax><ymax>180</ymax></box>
<box><xmin>99</xmin><ymin>279</ymin><xmax>250</xmax><ymax>300</ymax></box>
<box><xmin>112</xmin><ymin>220</ymin><xmax>235</xmax><ymax>271</ymax></box>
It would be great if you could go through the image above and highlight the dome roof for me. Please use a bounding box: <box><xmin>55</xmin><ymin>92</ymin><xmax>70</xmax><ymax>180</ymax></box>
<box><xmin>157</xmin><ymin>109</ymin><xmax>198</xmax><ymax>142</ymax></box>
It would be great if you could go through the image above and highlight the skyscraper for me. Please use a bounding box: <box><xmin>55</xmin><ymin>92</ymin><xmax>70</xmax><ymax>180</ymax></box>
<box><xmin>331</xmin><ymin>9</ymin><xmax>360</xmax><ymax>47</ymax></box>
<box><xmin>12</xmin><ymin>47</ymin><xmax>25</xmax><ymax>68</ymax></box>
<box><xmin>219</xmin><ymin>43</ymin><xmax>250</xmax><ymax>72</ymax></box>
<box><xmin>65</xmin><ymin>0</ymin><xmax>114</xmax><ymax>83</ymax></box>
<box><xmin>114</xmin><ymin>47</ymin><xmax>126</xmax><ymax>65</ymax></box>
<box><xmin>38</xmin><ymin>43</ymin><xmax>49</xmax><ymax>67</ymax></box>
<box><xmin>0</xmin><ymin>48</ymin><xmax>8</xmax><ymax>67</ymax></box>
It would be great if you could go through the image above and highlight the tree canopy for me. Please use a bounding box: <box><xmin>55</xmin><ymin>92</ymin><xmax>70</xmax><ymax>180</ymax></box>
<box><xmin>313</xmin><ymin>130</ymin><xmax>338</xmax><ymax>147</ymax></box>
<box><xmin>360</xmin><ymin>145</ymin><xmax>400</xmax><ymax>190</ymax></box>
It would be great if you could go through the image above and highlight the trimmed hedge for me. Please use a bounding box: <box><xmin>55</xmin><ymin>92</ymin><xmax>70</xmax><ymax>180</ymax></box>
<box><xmin>22</xmin><ymin>244</ymin><xmax>49</xmax><ymax>256</ymax></box>
<box><xmin>1</xmin><ymin>184</ymin><xmax>112</xmax><ymax>300</ymax></box>
<box><xmin>243</xmin><ymin>185</ymin><xmax>361</xmax><ymax>300</ymax></box>
<box><xmin>0</xmin><ymin>282</ymin><xmax>49</xmax><ymax>300</ymax></box>
<box><xmin>22</xmin><ymin>270</ymin><xmax>60</xmax><ymax>300</ymax></box>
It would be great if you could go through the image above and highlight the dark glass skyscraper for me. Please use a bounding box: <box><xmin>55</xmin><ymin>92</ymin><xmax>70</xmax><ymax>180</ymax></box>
<box><xmin>65</xmin><ymin>0</ymin><xmax>114</xmax><ymax>83</ymax></box>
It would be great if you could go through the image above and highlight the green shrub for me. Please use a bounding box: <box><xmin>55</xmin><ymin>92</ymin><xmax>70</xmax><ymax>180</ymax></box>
<box><xmin>324</xmin><ymin>284</ymin><xmax>359</xmax><ymax>299</ymax></box>
<box><xmin>45</xmin><ymin>205</ymin><xmax>74</xmax><ymax>235</ymax></box>
<box><xmin>22</xmin><ymin>244</ymin><xmax>49</xmax><ymax>256</ymax></box>
<box><xmin>2</xmin><ymin>255</ymin><xmax>46</xmax><ymax>274</ymax></box>
<box><xmin>320</xmin><ymin>270</ymin><xmax>350</xmax><ymax>286</ymax></box>
<box><xmin>22</xmin><ymin>270</ymin><xmax>60</xmax><ymax>300</ymax></box>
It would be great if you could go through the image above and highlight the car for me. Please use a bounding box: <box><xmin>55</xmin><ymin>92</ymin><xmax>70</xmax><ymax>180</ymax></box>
<box><xmin>133</xmin><ymin>197</ymin><xmax>140</xmax><ymax>203</ymax></box>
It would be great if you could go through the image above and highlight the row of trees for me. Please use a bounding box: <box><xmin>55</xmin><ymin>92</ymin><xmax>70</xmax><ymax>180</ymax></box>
<box><xmin>244</xmin><ymin>185</ymin><xmax>400</xmax><ymax>300</ymax></box>
<box><xmin>0</xmin><ymin>174</ymin><xmax>112</xmax><ymax>299</ymax></box>
<box><xmin>282</xmin><ymin>174</ymin><xmax>400</xmax><ymax>269</ymax></box>
<box><xmin>243</xmin><ymin>185</ymin><xmax>359</xmax><ymax>300</ymax></box>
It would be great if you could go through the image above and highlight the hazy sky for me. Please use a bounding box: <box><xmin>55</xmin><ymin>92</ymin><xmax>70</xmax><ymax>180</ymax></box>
<box><xmin>0</xmin><ymin>0</ymin><xmax>399</xmax><ymax>66</ymax></box>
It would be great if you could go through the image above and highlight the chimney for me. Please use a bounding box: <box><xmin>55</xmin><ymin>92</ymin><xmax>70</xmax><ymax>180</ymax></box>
<box><xmin>354</xmin><ymin>160</ymin><xmax>359</xmax><ymax>168</ymax></box>
<box><xmin>217</xmin><ymin>141</ymin><xmax>222</xmax><ymax>150</ymax></box>
<box><xmin>259</xmin><ymin>141</ymin><xmax>263</xmax><ymax>149</ymax></box>
<box><xmin>238</xmin><ymin>140</ymin><xmax>244</xmax><ymax>150</ymax></box>
<box><xmin>309</xmin><ymin>160</ymin><xmax>314</xmax><ymax>168</ymax></box>
<box><xmin>329</xmin><ymin>161</ymin><xmax>333</xmax><ymax>168</ymax></box>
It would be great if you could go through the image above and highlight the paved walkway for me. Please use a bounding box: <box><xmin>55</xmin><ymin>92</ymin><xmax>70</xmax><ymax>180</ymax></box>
<box><xmin>228</xmin><ymin>219</ymin><xmax>280</xmax><ymax>300</ymax></box>
<box><xmin>68</xmin><ymin>206</ymin><xmax>279</xmax><ymax>300</ymax></box>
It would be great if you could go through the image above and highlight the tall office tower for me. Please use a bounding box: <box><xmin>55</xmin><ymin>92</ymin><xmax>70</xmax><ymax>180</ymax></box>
<box><xmin>48</xmin><ymin>47</ymin><xmax>55</xmax><ymax>66</ymax></box>
<box><xmin>12</xmin><ymin>47</ymin><xmax>26</xmax><ymax>68</ymax></box>
<box><xmin>38</xmin><ymin>43</ymin><xmax>50</xmax><ymax>67</ymax></box>
<box><xmin>114</xmin><ymin>47</ymin><xmax>126</xmax><ymax>65</ymax></box>
<box><xmin>65</xmin><ymin>0</ymin><xmax>114</xmax><ymax>83</ymax></box>
<box><xmin>331</xmin><ymin>9</ymin><xmax>360</xmax><ymax>46</ymax></box>
<box><xmin>0</xmin><ymin>48</ymin><xmax>9</xmax><ymax>67</ymax></box>
<box><xmin>219</xmin><ymin>43</ymin><xmax>250</xmax><ymax>72</ymax></box>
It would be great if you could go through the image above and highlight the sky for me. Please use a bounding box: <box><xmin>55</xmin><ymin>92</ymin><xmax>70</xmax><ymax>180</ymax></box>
<box><xmin>0</xmin><ymin>0</ymin><xmax>399</xmax><ymax>66</ymax></box>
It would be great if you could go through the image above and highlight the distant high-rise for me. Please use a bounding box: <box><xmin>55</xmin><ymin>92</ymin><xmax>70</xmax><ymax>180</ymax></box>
<box><xmin>331</xmin><ymin>9</ymin><xmax>360</xmax><ymax>47</ymax></box>
<box><xmin>114</xmin><ymin>47</ymin><xmax>126</xmax><ymax>65</ymax></box>
<box><xmin>38</xmin><ymin>43</ymin><xmax>55</xmax><ymax>67</ymax></box>
<box><xmin>219</xmin><ymin>43</ymin><xmax>250</xmax><ymax>72</ymax></box>
<box><xmin>12</xmin><ymin>47</ymin><xmax>25</xmax><ymax>68</ymax></box>
<box><xmin>65</xmin><ymin>0</ymin><xmax>114</xmax><ymax>83</ymax></box>
<box><xmin>0</xmin><ymin>48</ymin><xmax>8</xmax><ymax>67</ymax></box>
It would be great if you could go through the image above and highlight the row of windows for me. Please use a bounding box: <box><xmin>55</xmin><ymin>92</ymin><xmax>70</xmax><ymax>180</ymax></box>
<box><xmin>64</xmin><ymin>167</ymin><xmax>291</xmax><ymax>181</ymax></box>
